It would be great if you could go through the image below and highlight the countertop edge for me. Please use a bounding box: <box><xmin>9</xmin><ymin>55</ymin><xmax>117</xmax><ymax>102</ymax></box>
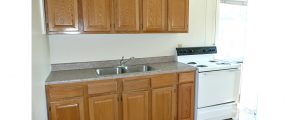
<box><xmin>45</xmin><ymin>62</ymin><xmax>197</xmax><ymax>85</ymax></box>
<box><xmin>45</xmin><ymin>69</ymin><xmax>196</xmax><ymax>85</ymax></box>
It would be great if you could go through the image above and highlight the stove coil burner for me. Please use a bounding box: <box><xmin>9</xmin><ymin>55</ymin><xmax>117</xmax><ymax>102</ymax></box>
<box><xmin>216</xmin><ymin>62</ymin><xmax>231</xmax><ymax>65</ymax></box>
<box><xmin>236</xmin><ymin>61</ymin><xmax>243</xmax><ymax>63</ymax></box>
<box><xmin>187</xmin><ymin>62</ymin><xmax>197</xmax><ymax>64</ymax></box>
<box><xmin>209</xmin><ymin>60</ymin><xmax>218</xmax><ymax>62</ymax></box>
<box><xmin>196</xmin><ymin>65</ymin><xmax>208</xmax><ymax>67</ymax></box>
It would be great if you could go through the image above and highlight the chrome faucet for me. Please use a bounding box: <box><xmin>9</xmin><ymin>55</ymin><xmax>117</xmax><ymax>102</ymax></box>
<box><xmin>119</xmin><ymin>56</ymin><xmax>135</xmax><ymax>67</ymax></box>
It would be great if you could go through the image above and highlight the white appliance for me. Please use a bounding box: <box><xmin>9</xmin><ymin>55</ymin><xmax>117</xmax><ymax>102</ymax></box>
<box><xmin>176</xmin><ymin>46</ymin><xmax>242</xmax><ymax>120</ymax></box>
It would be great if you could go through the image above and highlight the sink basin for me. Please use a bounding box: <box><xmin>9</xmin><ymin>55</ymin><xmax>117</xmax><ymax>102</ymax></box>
<box><xmin>122</xmin><ymin>65</ymin><xmax>153</xmax><ymax>73</ymax></box>
<box><xmin>96</xmin><ymin>65</ymin><xmax>154</xmax><ymax>76</ymax></box>
<box><xmin>96</xmin><ymin>67</ymin><xmax>123</xmax><ymax>76</ymax></box>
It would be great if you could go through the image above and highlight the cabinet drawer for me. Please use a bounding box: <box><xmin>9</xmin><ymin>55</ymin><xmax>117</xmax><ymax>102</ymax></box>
<box><xmin>179</xmin><ymin>72</ymin><xmax>195</xmax><ymax>83</ymax></box>
<box><xmin>123</xmin><ymin>78</ymin><xmax>150</xmax><ymax>91</ymax></box>
<box><xmin>47</xmin><ymin>85</ymin><xmax>85</xmax><ymax>99</ymax></box>
<box><xmin>151</xmin><ymin>73</ymin><xmax>177</xmax><ymax>88</ymax></box>
<box><xmin>88</xmin><ymin>80</ymin><xmax>118</xmax><ymax>95</ymax></box>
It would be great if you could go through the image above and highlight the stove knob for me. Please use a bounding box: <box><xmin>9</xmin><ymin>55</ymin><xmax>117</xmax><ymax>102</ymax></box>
<box><xmin>181</xmin><ymin>50</ymin><xmax>187</xmax><ymax>54</ymax></box>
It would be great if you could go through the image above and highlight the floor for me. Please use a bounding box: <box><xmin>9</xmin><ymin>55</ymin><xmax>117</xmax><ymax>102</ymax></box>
<box><xmin>238</xmin><ymin>107</ymin><xmax>257</xmax><ymax>120</ymax></box>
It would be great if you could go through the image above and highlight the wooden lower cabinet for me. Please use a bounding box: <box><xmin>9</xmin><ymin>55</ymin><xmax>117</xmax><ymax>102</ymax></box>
<box><xmin>49</xmin><ymin>98</ymin><xmax>85</xmax><ymax>120</ymax></box>
<box><xmin>88</xmin><ymin>94</ymin><xmax>119</xmax><ymax>120</ymax></box>
<box><xmin>178</xmin><ymin>83</ymin><xmax>195</xmax><ymax>120</ymax></box>
<box><xmin>152</xmin><ymin>87</ymin><xmax>177</xmax><ymax>120</ymax></box>
<box><xmin>46</xmin><ymin>71</ymin><xmax>196</xmax><ymax>120</ymax></box>
<box><xmin>122</xmin><ymin>91</ymin><xmax>149</xmax><ymax>120</ymax></box>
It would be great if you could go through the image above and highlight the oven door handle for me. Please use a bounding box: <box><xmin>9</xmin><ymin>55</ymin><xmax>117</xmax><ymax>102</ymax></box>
<box><xmin>203</xmin><ymin>68</ymin><xmax>239</xmax><ymax>73</ymax></box>
<box><xmin>226</xmin><ymin>68</ymin><xmax>239</xmax><ymax>72</ymax></box>
<box><xmin>200</xmin><ymin>68</ymin><xmax>239</xmax><ymax>76</ymax></box>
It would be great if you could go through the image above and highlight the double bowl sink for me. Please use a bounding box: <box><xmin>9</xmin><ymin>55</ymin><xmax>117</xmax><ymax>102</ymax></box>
<box><xmin>96</xmin><ymin>65</ymin><xmax>154</xmax><ymax>76</ymax></box>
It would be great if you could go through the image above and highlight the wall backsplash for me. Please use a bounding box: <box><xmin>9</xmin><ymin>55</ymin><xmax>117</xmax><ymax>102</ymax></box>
<box><xmin>48</xmin><ymin>0</ymin><xmax>216</xmax><ymax>64</ymax></box>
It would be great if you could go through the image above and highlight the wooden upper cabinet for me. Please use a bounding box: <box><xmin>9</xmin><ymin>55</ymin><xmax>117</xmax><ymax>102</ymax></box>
<box><xmin>152</xmin><ymin>87</ymin><xmax>176</xmax><ymax>120</ymax></box>
<box><xmin>49</xmin><ymin>98</ymin><xmax>85</xmax><ymax>120</ymax></box>
<box><xmin>115</xmin><ymin>0</ymin><xmax>140</xmax><ymax>32</ymax></box>
<box><xmin>46</xmin><ymin>0</ymin><xmax>79</xmax><ymax>32</ymax></box>
<box><xmin>45</xmin><ymin>0</ymin><xmax>189</xmax><ymax>33</ymax></box>
<box><xmin>82</xmin><ymin>0</ymin><xmax>112</xmax><ymax>32</ymax></box>
<box><xmin>143</xmin><ymin>0</ymin><xmax>167</xmax><ymax>32</ymax></box>
<box><xmin>88</xmin><ymin>94</ymin><xmax>119</xmax><ymax>120</ymax></box>
<box><xmin>168</xmin><ymin>0</ymin><xmax>189</xmax><ymax>32</ymax></box>
<box><xmin>178</xmin><ymin>83</ymin><xmax>194</xmax><ymax>120</ymax></box>
<box><xmin>122</xmin><ymin>91</ymin><xmax>149</xmax><ymax>120</ymax></box>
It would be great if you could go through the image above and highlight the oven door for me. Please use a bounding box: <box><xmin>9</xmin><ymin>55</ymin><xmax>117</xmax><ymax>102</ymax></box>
<box><xmin>197</xmin><ymin>68</ymin><xmax>241</xmax><ymax>108</ymax></box>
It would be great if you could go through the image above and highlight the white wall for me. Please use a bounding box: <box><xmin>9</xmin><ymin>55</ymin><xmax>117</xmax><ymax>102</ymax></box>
<box><xmin>32</xmin><ymin>0</ymin><xmax>51</xmax><ymax>120</ymax></box>
<box><xmin>49</xmin><ymin>0</ymin><xmax>217</xmax><ymax>64</ymax></box>
<box><xmin>206</xmin><ymin>0</ymin><xmax>217</xmax><ymax>45</ymax></box>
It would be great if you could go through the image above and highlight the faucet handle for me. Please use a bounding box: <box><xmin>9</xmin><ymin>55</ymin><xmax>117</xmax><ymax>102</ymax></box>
<box><xmin>120</xmin><ymin>56</ymin><xmax>124</xmax><ymax>65</ymax></box>
<box><xmin>119</xmin><ymin>56</ymin><xmax>135</xmax><ymax>67</ymax></box>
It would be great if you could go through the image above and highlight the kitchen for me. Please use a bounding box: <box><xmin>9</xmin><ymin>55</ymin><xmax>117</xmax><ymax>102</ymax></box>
<box><xmin>32</xmin><ymin>0</ymin><xmax>246</xmax><ymax>120</ymax></box>
<box><xmin>6</xmin><ymin>0</ymin><xmax>285</xmax><ymax>120</ymax></box>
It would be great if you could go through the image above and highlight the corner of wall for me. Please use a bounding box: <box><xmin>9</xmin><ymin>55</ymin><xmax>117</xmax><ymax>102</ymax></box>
<box><xmin>32</xmin><ymin>0</ymin><xmax>51</xmax><ymax>120</ymax></box>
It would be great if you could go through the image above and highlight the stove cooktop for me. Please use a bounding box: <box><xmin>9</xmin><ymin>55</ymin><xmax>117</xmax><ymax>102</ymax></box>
<box><xmin>180</xmin><ymin>57</ymin><xmax>241</xmax><ymax>72</ymax></box>
<box><xmin>176</xmin><ymin>46</ymin><xmax>242</xmax><ymax>72</ymax></box>
<box><xmin>187</xmin><ymin>59</ymin><xmax>232</xmax><ymax>66</ymax></box>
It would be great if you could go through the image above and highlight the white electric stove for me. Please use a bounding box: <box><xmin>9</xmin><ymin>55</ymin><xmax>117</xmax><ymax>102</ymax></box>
<box><xmin>176</xmin><ymin>46</ymin><xmax>242</xmax><ymax>120</ymax></box>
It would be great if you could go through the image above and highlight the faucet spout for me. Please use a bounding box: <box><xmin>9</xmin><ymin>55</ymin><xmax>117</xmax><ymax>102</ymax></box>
<box><xmin>119</xmin><ymin>56</ymin><xmax>135</xmax><ymax>67</ymax></box>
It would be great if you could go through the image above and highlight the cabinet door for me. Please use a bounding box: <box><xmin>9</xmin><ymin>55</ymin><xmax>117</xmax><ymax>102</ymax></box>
<box><xmin>122</xmin><ymin>91</ymin><xmax>149</xmax><ymax>120</ymax></box>
<box><xmin>178</xmin><ymin>83</ymin><xmax>194</xmax><ymax>120</ymax></box>
<box><xmin>88</xmin><ymin>94</ymin><xmax>119</xmax><ymax>120</ymax></box>
<box><xmin>115</xmin><ymin>0</ymin><xmax>140</xmax><ymax>32</ymax></box>
<box><xmin>143</xmin><ymin>0</ymin><xmax>167</xmax><ymax>32</ymax></box>
<box><xmin>49</xmin><ymin>98</ymin><xmax>85</xmax><ymax>120</ymax></box>
<box><xmin>46</xmin><ymin>0</ymin><xmax>79</xmax><ymax>32</ymax></box>
<box><xmin>168</xmin><ymin>0</ymin><xmax>189</xmax><ymax>32</ymax></box>
<box><xmin>152</xmin><ymin>87</ymin><xmax>176</xmax><ymax>120</ymax></box>
<box><xmin>82</xmin><ymin>0</ymin><xmax>112</xmax><ymax>32</ymax></box>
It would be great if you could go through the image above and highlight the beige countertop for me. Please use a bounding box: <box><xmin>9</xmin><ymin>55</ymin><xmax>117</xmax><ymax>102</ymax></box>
<box><xmin>46</xmin><ymin>62</ymin><xmax>196</xmax><ymax>85</ymax></box>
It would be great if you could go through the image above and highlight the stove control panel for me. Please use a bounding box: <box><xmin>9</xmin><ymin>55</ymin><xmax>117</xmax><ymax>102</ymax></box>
<box><xmin>176</xmin><ymin>46</ymin><xmax>217</xmax><ymax>56</ymax></box>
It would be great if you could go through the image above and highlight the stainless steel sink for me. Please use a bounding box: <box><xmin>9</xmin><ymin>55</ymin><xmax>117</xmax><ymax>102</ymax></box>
<box><xmin>122</xmin><ymin>65</ymin><xmax>153</xmax><ymax>73</ymax></box>
<box><xmin>96</xmin><ymin>67</ymin><xmax>124</xmax><ymax>76</ymax></box>
<box><xmin>96</xmin><ymin>65</ymin><xmax>154</xmax><ymax>76</ymax></box>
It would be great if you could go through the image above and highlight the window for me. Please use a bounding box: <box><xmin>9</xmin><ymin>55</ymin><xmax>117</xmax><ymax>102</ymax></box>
<box><xmin>215</xmin><ymin>0</ymin><xmax>247</xmax><ymax>60</ymax></box>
